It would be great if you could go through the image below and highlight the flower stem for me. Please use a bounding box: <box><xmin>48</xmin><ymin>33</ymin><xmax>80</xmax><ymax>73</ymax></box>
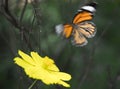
<box><xmin>28</xmin><ymin>80</ymin><xmax>37</xmax><ymax>89</ymax></box>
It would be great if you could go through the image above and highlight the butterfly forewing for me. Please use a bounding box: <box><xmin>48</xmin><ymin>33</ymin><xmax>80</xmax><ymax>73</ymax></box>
<box><xmin>73</xmin><ymin>11</ymin><xmax>93</xmax><ymax>24</ymax></box>
<box><xmin>55</xmin><ymin>24</ymin><xmax>73</xmax><ymax>38</ymax></box>
<box><xmin>63</xmin><ymin>24</ymin><xmax>73</xmax><ymax>38</ymax></box>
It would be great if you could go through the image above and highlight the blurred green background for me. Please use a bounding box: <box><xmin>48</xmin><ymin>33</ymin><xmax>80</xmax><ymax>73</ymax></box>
<box><xmin>0</xmin><ymin>0</ymin><xmax>120</xmax><ymax>89</ymax></box>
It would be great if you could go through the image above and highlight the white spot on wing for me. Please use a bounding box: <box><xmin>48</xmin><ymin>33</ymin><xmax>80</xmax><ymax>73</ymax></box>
<box><xmin>55</xmin><ymin>24</ymin><xmax>64</xmax><ymax>35</ymax></box>
<box><xmin>81</xmin><ymin>6</ymin><xmax>96</xmax><ymax>12</ymax></box>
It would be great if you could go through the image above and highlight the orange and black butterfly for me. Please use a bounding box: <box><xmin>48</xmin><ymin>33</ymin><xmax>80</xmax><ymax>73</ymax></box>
<box><xmin>55</xmin><ymin>2</ymin><xmax>97</xmax><ymax>46</ymax></box>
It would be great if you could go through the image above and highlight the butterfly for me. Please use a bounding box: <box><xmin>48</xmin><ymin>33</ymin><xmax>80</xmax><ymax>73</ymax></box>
<box><xmin>55</xmin><ymin>2</ymin><xmax>97</xmax><ymax>47</ymax></box>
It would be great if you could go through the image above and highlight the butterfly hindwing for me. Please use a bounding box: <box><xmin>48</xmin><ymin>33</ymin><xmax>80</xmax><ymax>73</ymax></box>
<box><xmin>71</xmin><ymin>21</ymin><xmax>96</xmax><ymax>46</ymax></box>
<box><xmin>71</xmin><ymin>29</ymin><xmax>88</xmax><ymax>46</ymax></box>
<box><xmin>77</xmin><ymin>21</ymin><xmax>96</xmax><ymax>38</ymax></box>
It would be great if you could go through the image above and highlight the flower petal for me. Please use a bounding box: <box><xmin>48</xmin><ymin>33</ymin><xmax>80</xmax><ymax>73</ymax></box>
<box><xmin>43</xmin><ymin>56</ymin><xmax>59</xmax><ymax>71</ymax></box>
<box><xmin>18</xmin><ymin>50</ymin><xmax>35</xmax><ymax>66</ymax></box>
<box><xmin>14</xmin><ymin>57</ymin><xmax>32</xmax><ymax>68</ymax></box>
<box><xmin>30</xmin><ymin>52</ymin><xmax>43</xmax><ymax>65</ymax></box>
<box><xmin>53</xmin><ymin>72</ymin><xmax>71</xmax><ymax>81</ymax></box>
<box><xmin>58</xmin><ymin>80</ymin><xmax>70</xmax><ymax>87</ymax></box>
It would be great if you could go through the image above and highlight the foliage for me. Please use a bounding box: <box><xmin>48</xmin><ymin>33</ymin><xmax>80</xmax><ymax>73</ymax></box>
<box><xmin>0</xmin><ymin>0</ymin><xmax>120</xmax><ymax>89</ymax></box>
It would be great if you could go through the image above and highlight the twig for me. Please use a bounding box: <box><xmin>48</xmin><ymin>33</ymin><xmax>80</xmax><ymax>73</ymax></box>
<box><xmin>1</xmin><ymin>0</ymin><xmax>19</xmax><ymax>28</ymax></box>
<box><xmin>31</xmin><ymin>1</ymin><xmax>41</xmax><ymax>26</ymax></box>
<box><xmin>0</xmin><ymin>0</ymin><xmax>33</xmax><ymax>50</ymax></box>
<box><xmin>107</xmin><ymin>66</ymin><xmax>116</xmax><ymax>89</ymax></box>
<box><xmin>77</xmin><ymin>21</ymin><xmax>112</xmax><ymax>89</ymax></box>
<box><xmin>28</xmin><ymin>80</ymin><xmax>37</xmax><ymax>89</ymax></box>
<box><xmin>77</xmin><ymin>43</ymin><xmax>96</xmax><ymax>89</ymax></box>
<box><xmin>19</xmin><ymin>0</ymin><xmax>28</xmax><ymax>23</ymax></box>
<box><xmin>95</xmin><ymin>22</ymin><xmax>112</xmax><ymax>46</ymax></box>
<box><xmin>31</xmin><ymin>0</ymin><xmax>42</xmax><ymax>53</ymax></box>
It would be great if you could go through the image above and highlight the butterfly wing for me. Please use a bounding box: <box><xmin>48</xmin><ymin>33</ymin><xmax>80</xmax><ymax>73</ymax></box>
<box><xmin>73</xmin><ymin>2</ymin><xmax>97</xmax><ymax>24</ymax></box>
<box><xmin>71</xmin><ymin>2</ymin><xmax>97</xmax><ymax>46</ymax></box>
<box><xmin>71</xmin><ymin>21</ymin><xmax>96</xmax><ymax>46</ymax></box>
<box><xmin>73</xmin><ymin>11</ymin><xmax>93</xmax><ymax>24</ymax></box>
<box><xmin>71</xmin><ymin>29</ymin><xmax>88</xmax><ymax>46</ymax></box>
<box><xmin>55</xmin><ymin>24</ymin><xmax>73</xmax><ymax>38</ymax></box>
<box><xmin>77</xmin><ymin>21</ymin><xmax>96</xmax><ymax>38</ymax></box>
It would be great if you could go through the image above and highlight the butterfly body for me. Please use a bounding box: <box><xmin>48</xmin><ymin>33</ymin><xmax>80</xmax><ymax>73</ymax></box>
<box><xmin>55</xmin><ymin>2</ymin><xmax>97</xmax><ymax>46</ymax></box>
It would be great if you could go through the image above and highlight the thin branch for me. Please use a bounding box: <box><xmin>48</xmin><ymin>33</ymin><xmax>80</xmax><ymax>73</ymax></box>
<box><xmin>19</xmin><ymin>0</ymin><xmax>28</xmax><ymax>23</ymax></box>
<box><xmin>31</xmin><ymin>0</ymin><xmax>42</xmax><ymax>27</ymax></box>
<box><xmin>1</xmin><ymin>0</ymin><xmax>30</xmax><ymax>33</ymax></box>
<box><xmin>31</xmin><ymin>0</ymin><xmax>42</xmax><ymax>53</ymax></box>
<box><xmin>3</xmin><ymin>0</ymin><xmax>19</xmax><ymax>27</ymax></box>
<box><xmin>95</xmin><ymin>22</ymin><xmax>112</xmax><ymax>46</ymax></box>
<box><xmin>77</xmin><ymin>20</ymin><xmax>112</xmax><ymax>89</ymax></box>
<box><xmin>31</xmin><ymin>13</ymin><xmax>36</xmax><ymax>28</ymax></box>
<box><xmin>107</xmin><ymin>66</ymin><xmax>116</xmax><ymax>89</ymax></box>
<box><xmin>28</xmin><ymin>80</ymin><xmax>37</xmax><ymax>89</ymax></box>
<box><xmin>77</xmin><ymin>44</ymin><xmax>96</xmax><ymax>89</ymax></box>
<box><xmin>0</xmin><ymin>0</ymin><xmax>33</xmax><ymax>50</ymax></box>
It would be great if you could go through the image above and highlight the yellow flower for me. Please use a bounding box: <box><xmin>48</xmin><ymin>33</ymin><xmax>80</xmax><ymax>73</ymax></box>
<box><xmin>14</xmin><ymin>50</ymin><xmax>71</xmax><ymax>87</ymax></box>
